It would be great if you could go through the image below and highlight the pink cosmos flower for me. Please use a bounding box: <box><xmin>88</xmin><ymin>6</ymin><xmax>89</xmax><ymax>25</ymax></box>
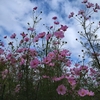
<box><xmin>56</xmin><ymin>84</ymin><xmax>67</xmax><ymax>95</ymax></box>
<box><xmin>30</xmin><ymin>58</ymin><xmax>40</xmax><ymax>69</ymax></box>
<box><xmin>54</xmin><ymin>31</ymin><xmax>64</xmax><ymax>38</ymax></box>
<box><xmin>42</xmin><ymin>75</ymin><xmax>49</xmax><ymax>79</ymax></box>
<box><xmin>15</xmin><ymin>84</ymin><xmax>21</xmax><ymax>93</ymax></box>
<box><xmin>10</xmin><ymin>33</ymin><xmax>16</xmax><ymax>39</ymax></box>
<box><xmin>46</xmin><ymin>34</ymin><xmax>52</xmax><ymax>40</ymax></box>
<box><xmin>33</xmin><ymin>7</ymin><xmax>37</xmax><ymax>10</ymax></box>
<box><xmin>33</xmin><ymin>36</ymin><xmax>39</xmax><ymax>42</ymax></box>
<box><xmin>78</xmin><ymin>10</ymin><xmax>85</xmax><ymax>15</ymax></box>
<box><xmin>54</xmin><ymin>21</ymin><xmax>59</xmax><ymax>25</ymax></box>
<box><xmin>20</xmin><ymin>32</ymin><xmax>27</xmax><ymax>38</ymax></box>
<box><xmin>43</xmin><ymin>57</ymin><xmax>51</xmax><ymax>64</ymax></box>
<box><xmin>6</xmin><ymin>53</ymin><xmax>13</xmax><ymax>60</ymax></box>
<box><xmin>2</xmin><ymin>69</ymin><xmax>8</xmax><ymax>79</ymax></box>
<box><xmin>38</xmin><ymin>32</ymin><xmax>46</xmax><ymax>38</ymax></box>
<box><xmin>0</xmin><ymin>42</ymin><xmax>4</xmax><ymax>47</ymax></box>
<box><xmin>4</xmin><ymin>36</ymin><xmax>7</xmax><ymax>38</ymax></box>
<box><xmin>89</xmin><ymin>68</ymin><xmax>96</xmax><ymax>76</ymax></box>
<box><xmin>66</xmin><ymin>76</ymin><xmax>76</xmax><ymax>86</ymax></box>
<box><xmin>52</xmin><ymin>16</ymin><xmax>57</xmax><ymax>20</ymax></box>
<box><xmin>73</xmin><ymin>67</ymin><xmax>81</xmax><ymax>75</ymax></box>
<box><xmin>60</xmin><ymin>49</ymin><xmax>69</xmax><ymax>57</ymax></box>
<box><xmin>53</xmin><ymin>41</ymin><xmax>60</xmax><ymax>45</ymax></box>
<box><xmin>75</xmin><ymin>63</ymin><xmax>80</xmax><ymax>67</ymax></box>
<box><xmin>90</xmin><ymin>68</ymin><xmax>96</xmax><ymax>74</ymax></box>
<box><xmin>68</xmin><ymin>12</ymin><xmax>74</xmax><ymax>18</ymax></box>
<box><xmin>28</xmin><ymin>27</ymin><xmax>34</xmax><ymax>31</ymax></box>
<box><xmin>78</xmin><ymin>88</ymin><xmax>87</xmax><ymax>97</ymax></box>
<box><xmin>16</xmin><ymin>48</ymin><xmax>24</xmax><ymax>53</ymax></box>
<box><xmin>82</xmin><ymin>0</ymin><xmax>88</xmax><ymax>3</ymax></box>
<box><xmin>29</xmin><ymin>49</ymin><xmax>37</xmax><ymax>57</ymax></box>
<box><xmin>49</xmin><ymin>62</ymin><xmax>55</xmax><ymax>67</ymax></box>
<box><xmin>17</xmin><ymin>72</ymin><xmax>22</xmax><ymax>80</ymax></box>
<box><xmin>80</xmin><ymin>65</ymin><xmax>88</xmax><ymax>71</ymax></box>
<box><xmin>53</xmin><ymin>76</ymin><xmax>64</xmax><ymax>81</ymax></box>
<box><xmin>50</xmin><ymin>26</ymin><xmax>53</xmax><ymax>29</ymax></box>
<box><xmin>57</xmin><ymin>54</ymin><xmax>64</xmax><ymax>60</ymax></box>
<box><xmin>47</xmin><ymin>52</ymin><xmax>55</xmax><ymax>59</ymax></box>
<box><xmin>20</xmin><ymin>58</ymin><xmax>25</xmax><ymax>65</ymax></box>
<box><xmin>68</xmin><ymin>78</ymin><xmax>76</xmax><ymax>86</ymax></box>
<box><xmin>0</xmin><ymin>48</ymin><xmax>4</xmax><ymax>54</ymax></box>
<box><xmin>10</xmin><ymin>57</ymin><xmax>16</xmax><ymax>64</ymax></box>
<box><xmin>95</xmin><ymin>3</ymin><xmax>100</xmax><ymax>9</ymax></box>
<box><xmin>60</xmin><ymin>25</ymin><xmax>68</xmax><ymax>31</ymax></box>
<box><xmin>93</xmin><ymin>8</ymin><xmax>98</xmax><ymax>12</ymax></box>
<box><xmin>8</xmin><ymin>42</ymin><xmax>13</xmax><ymax>45</ymax></box>
<box><xmin>86</xmin><ymin>2</ymin><xmax>94</xmax><ymax>8</ymax></box>
<box><xmin>66</xmin><ymin>60</ymin><xmax>71</xmax><ymax>67</ymax></box>
<box><xmin>87</xmin><ymin>91</ymin><xmax>94</xmax><ymax>96</ymax></box>
<box><xmin>24</xmin><ymin>37</ymin><xmax>30</xmax><ymax>42</ymax></box>
<box><xmin>20</xmin><ymin>40</ymin><xmax>24</xmax><ymax>44</ymax></box>
<box><xmin>78</xmin><ymin>89</ymin><xmax>94</xmax><ymax>97</ymax></box>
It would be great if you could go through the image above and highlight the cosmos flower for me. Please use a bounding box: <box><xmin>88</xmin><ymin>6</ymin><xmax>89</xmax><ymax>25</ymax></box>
<box><xmin>78</xmin><ymin>88</ymin><xmax>88</xmax><ymax>97</ymax></box>
<box><xmin>30</xmin><ymin>58</ymin><xmax>40</xmax><ymax>69</ymax></box>
<box><xmin>54</xmin><ymin>31</ymin><xmax>64</xmax><ymax>38</ymax></box>
<box><xmin>56</xmin><ymin>84</ymin><xmax>67</xmax><ymax>95</ymax></box>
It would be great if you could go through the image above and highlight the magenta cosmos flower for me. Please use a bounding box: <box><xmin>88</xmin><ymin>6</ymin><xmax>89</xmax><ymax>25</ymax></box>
<box><xmin>46</xmin><ymin>34</ymin><xmax>52</xmax><ymax>40</ymax></box>
<box><xmin>68</xmin><ymin>12</ymin><xmax>74</xmax><ymax>18</ymax></box>
<box><xmin>52</xmin><ymin>16</ymin><xmax>57</xmax><ymax>20</ymax></box>
<box><xmin>54</xmin><ymin>31</ymin><xmax>64</xmax><ymax>38</ymax></box>
<box><xmin>87</xmin><ymin>91</ymin><xmax>94</xmax><ymax>96</ymax></box>
<box><xmin>0</xmin><ymin>48</ymin><xmax>4</xmax><ymax>54</ymax></box>
<box><xmin>38</xmin><ymin>32</ymin><xmax>46</xmax><ymax>38</ymax></box>
<box><xmin>82</xmin><ymin>0</ymin><xmax>88</xmax><ymax>3</ymax></box>
<box><xmin>60</xmin><ymin>25</ymin><xmax>68</xmax><ymax>31</ymax></box>
<box><xmin>78</xmin><ymin>88</ymin><xmax>88</xmax><ymax>97</ymax></box>
<box><xmin>56</xmin><ymin>84</ymin><xmax>67</xmax><ymax>95</ymax></box>
<box><xmin>67</xmin><ymin>77</ymin><xmax>76</xmax><ymax>86</ymax></box>
<box><xmin>10</xmin><ymin>33</ymin><xmax>16</xmax><ymax>39</ymax></box>
<box><xmin>28</xmin><ymin>27</ymin><xmax>34</xmax><ymax>31</ymax></box>
<box><xmin>33</xmin><ymin>7</ymin><xmax>37</xmax><ymax>10</ymax></box>
<box><xmin>43</xmin><ymin>57</ymin><xmax>51</xmax><ymax>64</ymax></box>
<box><xmin>47</xmin><ymin>52</ymin><xmax>55</xmax><ymax>59</ymax></box>
<box><xmin>33</xmin><ymin>36</ymin><xmax>39</xmax><ymax>42</ymax></box>
<box><xmin>30</xmin><ymin>58</ymin><xmax>40</xmax><ymax>69</ymax></box>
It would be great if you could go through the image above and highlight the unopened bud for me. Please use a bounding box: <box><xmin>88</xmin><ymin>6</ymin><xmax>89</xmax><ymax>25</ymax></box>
<box><xmin>81</xmin><ymin>50</ymin><xmax>84</xmax><ymax>52</ymax></box>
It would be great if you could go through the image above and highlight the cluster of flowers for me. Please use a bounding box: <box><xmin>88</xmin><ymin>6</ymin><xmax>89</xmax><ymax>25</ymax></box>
<box><xmin>0</xmin><ymin>0</ymin><xmax>100</xmax><ymax>100</ymax></box>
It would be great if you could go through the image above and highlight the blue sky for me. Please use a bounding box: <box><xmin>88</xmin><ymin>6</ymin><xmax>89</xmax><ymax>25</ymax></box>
<box><xmin>0</xmin><ymin>0</ymin><xmax>100</xmax><ymax>64</ymax></box>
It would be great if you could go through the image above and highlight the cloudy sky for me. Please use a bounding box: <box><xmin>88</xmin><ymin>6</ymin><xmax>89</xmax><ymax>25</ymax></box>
<box><xmin>0</xmin><ymin>0</ymin><xmax>100</xmax><ymax>64</ymax></box>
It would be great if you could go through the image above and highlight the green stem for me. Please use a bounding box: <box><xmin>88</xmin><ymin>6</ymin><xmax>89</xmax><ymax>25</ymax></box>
<box><xmin>1</xmin><ymin>84</ymin><xmax>5</xmax><ymax>100</ymax></box>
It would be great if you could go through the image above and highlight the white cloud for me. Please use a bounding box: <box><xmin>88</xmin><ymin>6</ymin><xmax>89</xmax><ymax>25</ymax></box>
<box><xmin>0</xmin><ymin>0</ymin><xmax>35</xmax><ymax>34</ymax></box>
<box><xmin>46</xmin><ymin>0</ymin><xmax>65</xmax><ymax>10</ymax></box>
<box><xmin>0</xmin><ymin>0</ymin><xmax>100</xmax><ymax>64</ymax></box>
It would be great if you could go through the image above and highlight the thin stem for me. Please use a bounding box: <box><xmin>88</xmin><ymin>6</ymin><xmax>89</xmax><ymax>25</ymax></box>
<box><xmin>83</xmin><ymin>19</ymin><xmax>100</xmax><ymax>68</ymax></box>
